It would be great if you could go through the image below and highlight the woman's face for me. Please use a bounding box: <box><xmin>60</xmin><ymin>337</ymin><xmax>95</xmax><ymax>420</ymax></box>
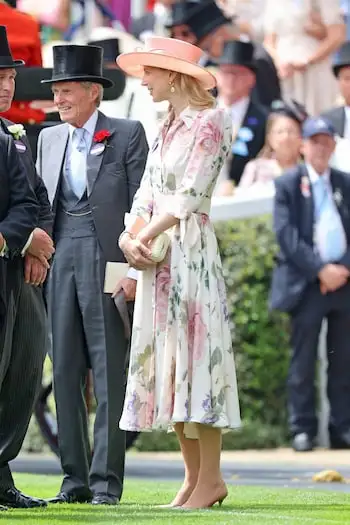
<box><xmin>268</xmin><ymin>115</ymin><xmax>302</xmax><ymax>158</ymax></box>
<box><xmin>141</xmin><ymin>66</ymin><xmax>173</xmax><ymax>102</ymax></box>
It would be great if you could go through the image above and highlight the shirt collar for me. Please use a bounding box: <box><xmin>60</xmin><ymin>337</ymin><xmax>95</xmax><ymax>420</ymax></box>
<box><xmin>306</xmin><ymin>162</ymin><xmax>330</xmax><ymax>184</ymax></box>
<box><xmin>68</xmin><ymin>110</ymin><xmax>99</xmax><ymax>140</ymax></box>
<box><xmin>179</xmin><ymin>107</ymin><xmax>201</xmax><ymax>129</ymax></box>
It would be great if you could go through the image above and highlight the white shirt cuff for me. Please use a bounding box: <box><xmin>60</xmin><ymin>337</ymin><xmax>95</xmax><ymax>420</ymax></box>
<box><xmin>0</xmin><ymin>238</ymin><xmax>7</xmax><ymax>257</ymax></box>
<box><xmin>21</xmin><ymin>231</ymin><xmax>34</xmax><ymax>257</ymax></box>
<box><xmin>127</xmin><ymin>267</ymin><xmax>138</xmax><ymax>280</ymax></box>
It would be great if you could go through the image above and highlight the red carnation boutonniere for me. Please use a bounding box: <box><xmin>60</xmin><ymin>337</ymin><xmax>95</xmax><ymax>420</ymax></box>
<box><xmin>93</xmin><ymin>130</ymin><xmax>111</xmax><ymax>144</ymax></box>
<box><xmin>300</xmin><ymin>175</ymin><xmax>311</xmax><ymax>198</ymax></box>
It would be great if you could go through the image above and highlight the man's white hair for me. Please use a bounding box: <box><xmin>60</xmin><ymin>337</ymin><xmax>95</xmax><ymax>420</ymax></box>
<box><xmin>81</xmin><ymin>82</ymin><xmax>104</xmax><ymax>107</ymax></box>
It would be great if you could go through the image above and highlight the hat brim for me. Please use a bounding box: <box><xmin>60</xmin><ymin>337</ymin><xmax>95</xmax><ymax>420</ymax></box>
<box><xmin>0</xmin><ymin>59</ymin><xmax>25</xmax><ymax>69</ymax></box>
<box><xmin>117</xmin><ymin>51</ymin><xmax>216</xmax><ymax>90</ymax></box>
<box><xmin>333</xmin><ymin>63</ymin><xmax>350</xmax><ymax>77</ymax></box>
<box><xmin>218</xmin><ymin>59</ymin><xmax>256</xmax><ymax>73</ymax></box>
<box><xmin>303</xmin><ymin>130</ymin><xmax>335</xmax><ymax>139</ymax></box>
<box><xmin>41</xmin><ymin>74</ymin><xmax>114</xmax><ymax>88</ymax></box>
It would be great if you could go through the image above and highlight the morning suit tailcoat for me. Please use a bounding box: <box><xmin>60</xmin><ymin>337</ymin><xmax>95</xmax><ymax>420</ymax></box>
<box><xmin>0</xmin><ymin>118</ymin><xmax>52</xmax><ymax>491</ymax></box>
<box><xmin>36</xmin><ymin>110</ymin><xmax>148</xmax><ymax>499</ymax></box>
<box><xmin>270</xmin><ymin>164</ymin><xmax>350</xmax><ymax>440</ymax></box>
<box><xmin>227</xmin><ymin>100</ymin><xmax>267</xmax><ymax>185</ymax></box>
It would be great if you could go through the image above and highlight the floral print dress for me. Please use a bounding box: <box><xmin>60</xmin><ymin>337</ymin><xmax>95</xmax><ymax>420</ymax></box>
<box><xmin>119</xmin><ymin>107</ymin><xmax>241</xmax><ymax>438</ymax></box>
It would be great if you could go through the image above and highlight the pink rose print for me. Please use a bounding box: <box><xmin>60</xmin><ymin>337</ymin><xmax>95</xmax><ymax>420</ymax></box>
<box><xmin>145</xmin><ymin>389</ymin><xmax>155</xmax><ymax>427</ymax></box>
<box><xmin>200</xmin><ymin>214</ymin><xmax>209</xmax><ymax>226</ymax></box>
<box><xmin>155</xmin><ymin>264</ymin><xmax>171</xmax><ymax>328</ymax></box>
<box><xmin>199</xmin><ymin>120</ymin><xmax>223</xmax><ymax>155</ymax></box>
<box><xmin>187</xmin><ymin>300</ymin><xmax>207</xmax><ymax>375</ymax></box>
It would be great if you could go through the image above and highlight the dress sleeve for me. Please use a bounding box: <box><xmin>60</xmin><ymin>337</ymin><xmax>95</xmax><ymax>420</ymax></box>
<box><xmin>165</xmin><ymin>109</ymin><xmax>232</xmax><ymax>219</ymax></box>
<box><xmin>317</xmin><ymin>0</ymin><xmax>344</xmax><ymax>24</ymax></box>
<box><xmin>127</xmin><ymin>156</ymin><xmax>154</xmax><ymax>224</ymax></box>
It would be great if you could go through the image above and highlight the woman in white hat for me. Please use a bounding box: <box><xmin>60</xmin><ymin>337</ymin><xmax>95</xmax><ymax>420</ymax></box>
<box><xmin>116</xmin><ymin>36</ymin><xmax>241</xmax><ymax>510</ymax></box>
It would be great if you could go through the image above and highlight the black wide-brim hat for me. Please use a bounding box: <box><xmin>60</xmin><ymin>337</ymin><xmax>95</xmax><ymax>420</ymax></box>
<box><xmin>165</xmin><ymin>1</ymin><xmax>200</xmax><ymax>29</ymax></box>
<box><xmin>87</xmin><ymin>38</ymin><xmax>120</xmax><ymax>62</ymax></box>
<box><xmin>41</xmin><ymin>44</ymin><xmax>114</xmax><ymax>88</ymax></box>
<box><xmin>333</xmin><ymin>41</ymin><xmax>350</xmax><ymax>77</ymax></box>
<box><xmin>217</xmin><ymin>40</ymin><xmax>256</xmax><ymax>72</ymax></box>
<box><xmin>0</xmin><ymin>25</ymin><xmax>24</xmax><ymax>68</ymax></box>
<box><xmin>184</xmin><ymin>0</ymin><xmax>231</xmax><ymax>43</ymax></box>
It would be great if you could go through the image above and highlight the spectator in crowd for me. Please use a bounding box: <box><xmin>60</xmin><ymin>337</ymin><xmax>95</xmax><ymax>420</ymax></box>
<box><xmin>170</xmin><ymin>0</ymin><xmax>281</xmax><ymax>107</ymax></box>
<box><xmin>0</xmin><ymin>26</ymin><xmax>53</xmax><ymax>509</ymax></box>
<box><xmin>239</xmin><ymin>99</ymin><xmax>307</xmax><ymax>188</ymax></box>
<box><xmin>270</xmin><ymin>116</ymin><xmax>350</xmax><ymax>452</ymax></box>
<box><xmin>217</xmin><ymin>0</ymin><xmax>266</xmax><ymax>42</ymax></box>
<box><xmin>322</xmin><ymin>42</ymin><xmax>350</xmax><ymax>138</ymax></box>
<box><xmin>215</xmin><ymin>40</ymin><xmax>267</xmax><ymax>191</ymax></box>
<box><xmin>0</xmin><ymin>0</ymin><xmax>45</xmax><ymax>126</ymax></box>
<box><xmin>131</xmin><ymin>0</ymin><xmax>175</xmax><ymax>41</ymax></box>
<box><xmin>264</xmin><ymin>0</ymin><xmax>346</xmax><ymax>115</ymax></box>
<box><xmin>88</xmin><ymin>26</ymin><xmax>162</xmax><ymax>145</ymax></box>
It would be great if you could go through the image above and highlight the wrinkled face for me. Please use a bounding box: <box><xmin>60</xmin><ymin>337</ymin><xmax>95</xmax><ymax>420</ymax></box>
<box><xmin>302</xmin><ymin>134</ymin><xmax>336</xmax><ymax>172</ymax></box>
<box><xmin>337</xmin><ymin>66</ymin><xmax>350</xmax><ymax>105</ymax></box>
<box><xmin>0</xmin><ymin>68</ymin><xmax>16</xmax><ymax>112</ymax></box>
<box><xmin>170</xmin><ymin>24</ymin><xmax>197</xmax><ymax>44</ymax></box>
<box><xmin>141</xmin><ymin>66</ymin><xmax>173</xmax><ymax>102</ymax></box>
<box><xmin>268</xmin><ymin>115</ymin><xmax>302</xmax><ymax>157</ymax></box>
<box><xmin>216</xmin><ymin>64</ymin><xmax>255</xmax><ymax>102</ymax></box>
<box><xmin>52</xmin><ymin>81</ymin><xmax>99</xmax><ymax>126</ymax></box>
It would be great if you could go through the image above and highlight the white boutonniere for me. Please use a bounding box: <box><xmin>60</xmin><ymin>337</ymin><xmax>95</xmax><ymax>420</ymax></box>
<box><xmin>7</xmin><ymin>124</ymin><xmax>26</xmax><ymax>140</ymax></box>
<box><xmin>333</xmin><ymin>188</ymin><xmax>343</xmax><ymax>206</ymax></box>
<box><xmin>300</xmin><ymin>175</ymin><xmax>311</xmax><ymax>198</ymax></box>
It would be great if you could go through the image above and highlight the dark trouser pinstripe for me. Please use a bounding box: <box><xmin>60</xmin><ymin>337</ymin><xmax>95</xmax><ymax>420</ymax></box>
<box><xmin>0</xmin><ymin>263</ymin><xmax>47</xmax><ymax>490</ymax></box>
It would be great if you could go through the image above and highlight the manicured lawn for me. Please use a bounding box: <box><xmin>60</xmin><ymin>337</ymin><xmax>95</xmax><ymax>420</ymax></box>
<box><xmin>1</xmin><ymin>474</ymin><xmax>349</xmax><ymax>524</ymax></box>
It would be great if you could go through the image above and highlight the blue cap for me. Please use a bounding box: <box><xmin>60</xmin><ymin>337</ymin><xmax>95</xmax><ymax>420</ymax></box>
<box><xmin>302</xmin><ymin>117</ymin><xmax>336</xmax><ymax>139</ymax></box>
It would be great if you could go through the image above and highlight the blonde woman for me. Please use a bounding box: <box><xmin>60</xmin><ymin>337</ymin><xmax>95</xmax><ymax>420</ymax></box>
<box><xmin>116</xmin><ymin>37</ymin><xmax>241</xmax><ymax>510</ymax></box>
<box><xmin>239</xmin><ymin>100</ymin><xmax>307</xmax><ymax>188</ymax></box>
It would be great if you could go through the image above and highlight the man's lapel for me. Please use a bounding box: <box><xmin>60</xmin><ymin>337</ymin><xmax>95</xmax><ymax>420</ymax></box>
<box><xmin>86</xmin><ymin>111</ymin><xmax>116</xmax><ymax>196</ymax></box>
<box><xmin>299</xmin><ymin>164</ymin><xmax>314</xmax><ymax>241</ymax></box>
<box><xmin>44</xmin><ymin>124</ymin><xmax>68</xmax><ymax>206</ymax></box>
<box><xmin>330</xmin><ymin>169</ymin><xmax>349</xmax><ymax>225</ymax></box>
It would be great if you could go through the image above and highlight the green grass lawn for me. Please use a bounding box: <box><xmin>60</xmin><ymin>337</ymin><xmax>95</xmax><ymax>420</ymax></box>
<box><xmin>1</xmin><ymin>474</ymin><xmax>349</xmax><ymax>524</ymax></box>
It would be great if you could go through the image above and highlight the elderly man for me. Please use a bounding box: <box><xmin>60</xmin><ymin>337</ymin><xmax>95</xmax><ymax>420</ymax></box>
<box><xmin>36</xmin><ymin>44</ymin><xmax>148</xmax><ymax>505</ymax></box>
<box><xmin>0</xmin><ymin>25</ymin><xmax>52</xmax><ymax>510</ymax></box>
<box><xmin>270</xmin><ymin>117</ymin><xmax>350</xmax><ymax>451</ymax></box>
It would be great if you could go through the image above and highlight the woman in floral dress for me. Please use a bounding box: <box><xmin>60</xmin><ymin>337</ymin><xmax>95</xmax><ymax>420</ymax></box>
<box><xmin>116</xmin><ymin>36</ymin><xmax>241</xmax><ymax>510</ymax></box>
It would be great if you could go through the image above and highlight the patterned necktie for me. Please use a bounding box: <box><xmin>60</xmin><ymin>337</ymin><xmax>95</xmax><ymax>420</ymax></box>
<box><xmin>313</xmin><ymin>176</ymin><xmax>346</xmax><ymax>262</ymax></box>
<box><xmin>68</xmin><ymin>127</ymin><xmax>87</xmax><ymax>199</ymax></box>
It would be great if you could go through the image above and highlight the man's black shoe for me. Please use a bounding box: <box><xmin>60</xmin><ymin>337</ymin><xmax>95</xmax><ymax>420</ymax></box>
<box><xmin>292</xmin><ymin>433</ymin><xmax>314</xmax><ymax>452</ymax></box>
<box><xmin>0</xmin><ymin>488</ymin><xmax>47</xmax><ymax>508</ymax></box>
<box><xmin>47</xmin><ymin>490</ymin><xmax>92</xmax><ymax>504</ymax></box>
<box><xmin>91</xmin><ymin>493</ymin><xmax>119</xmax><ymax>505</ymax></box>
<box><xmin>330</xmin><ymin>429</ymin><xmax>350</xmax><ymax>449</ymax></box>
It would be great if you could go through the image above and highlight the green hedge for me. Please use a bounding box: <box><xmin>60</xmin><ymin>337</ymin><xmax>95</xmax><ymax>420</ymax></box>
<box><xmin>23</xmin><ymin>216</ymin><xmax>291</xmax><ymax>453</ymax></box>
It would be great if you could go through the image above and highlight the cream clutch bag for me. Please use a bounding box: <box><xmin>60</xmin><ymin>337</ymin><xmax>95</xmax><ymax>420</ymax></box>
<box><xmin>149</xmin><ymin>232</ymin><xmax>170</xmax><ymax>263</ymax></box>
<box><xmin>125</xmin><ymin>214</ymin><xmax>170</xmax><ymax>264</ymax></box>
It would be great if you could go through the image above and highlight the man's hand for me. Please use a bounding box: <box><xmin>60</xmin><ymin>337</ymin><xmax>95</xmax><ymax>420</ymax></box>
<box><xmin>24</xmin><ymin>254</ymin><xmax>48</xmax><ymax>286</ymax></box>
<box><xmin>120</xmin><ymin>236</ymin><xmax>155</xmax><ymax>271</ymax></box>
<box><xmin>27</xmin><ymin>228</ymin><xmax>55</xmax><ymax>267</ymax></box>
<box><xmin>318</xmin><ymin>264</ymin><xmax>349</xmax><ymax>293</ymax></box>
<box><xmin>112</xmin><ymin>277</ymin><xmax>137</xmax><ymax>301</ymax></box>
<box><xmin>0</xmin><ymin>233</ymin><xmax>4</xmax><ymax>251</ymax></box>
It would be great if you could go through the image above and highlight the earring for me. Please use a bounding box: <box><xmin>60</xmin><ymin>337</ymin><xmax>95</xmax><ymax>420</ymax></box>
<box><xmin>169</xmin><ymin>81</ymin><xmax>175</xmax><ymax>93</ymax></box>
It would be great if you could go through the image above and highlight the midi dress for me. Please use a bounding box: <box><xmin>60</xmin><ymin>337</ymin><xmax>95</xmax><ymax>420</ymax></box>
<box><xmin>119</xmin><ymin>106</ymin><xmax>241</xmax><ymax>439</ymax></box>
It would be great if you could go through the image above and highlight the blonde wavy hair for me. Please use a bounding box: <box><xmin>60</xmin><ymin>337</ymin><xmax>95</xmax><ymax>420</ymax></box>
<box><xmin>167</xmin><ymin>72</ymin><xmax>216</xmax><ymax>123</ymax></box>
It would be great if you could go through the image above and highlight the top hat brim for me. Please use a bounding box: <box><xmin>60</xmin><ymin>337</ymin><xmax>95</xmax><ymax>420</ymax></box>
<box><xmin>218</xmin><ymin>57</ymin><xmax>256</xmax><ymax>73</ymax></box>
<box><xmin>0</xmin><ymin>59</ymin><xmax>24</xmax><ymax>69</ymax></box>
<box><xmin>333</xmin><ymin>61</ymin><xmax>350</xmax><ymax>77</ymax></box>
<box><xmin>41</xmin><ymin>73</ymin><xmax>114</xmax><ymax>88</ymax></box>
<box><xmin>117</xmin><ymin>51</ymin><xmax>216</xmax><ymax>90</ymax></box>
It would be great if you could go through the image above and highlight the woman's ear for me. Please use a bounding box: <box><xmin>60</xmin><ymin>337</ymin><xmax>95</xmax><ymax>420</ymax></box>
<box><xmin>169</xmin><ymin>71</ymin><xmax>177</xmax><ymax>84</ymax></box>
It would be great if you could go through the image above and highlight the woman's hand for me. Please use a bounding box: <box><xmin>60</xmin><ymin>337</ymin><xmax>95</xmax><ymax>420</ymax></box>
<box><xmin>277</xmin><ymin>62</ymin><xmax>294</xmax><ymax>80</ymax></box>
<box><xmin>292</xmin><ymin>59</ymin><xmax>309</xmax><ymax>72</ymax></box>
<box><xmin>120</xmin><ymin>235</ymin><xmax>155</xmax><ymax>271</ymax></box>
<box><xmin>304</xmin><ymin>10</ymin><xmax>327</xmax><ymax>40</ymax></box>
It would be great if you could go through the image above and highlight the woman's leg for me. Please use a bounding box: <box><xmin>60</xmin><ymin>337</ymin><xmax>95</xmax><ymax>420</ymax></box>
<box><xmin>182</xmin><ymin>424</ymin><xmax>227</xmax><ymax>509</ymax></box>
<box><xmin>166</xmin><ymin>423</ymin><xmax>200</xmax><ymax>507</ymax></box>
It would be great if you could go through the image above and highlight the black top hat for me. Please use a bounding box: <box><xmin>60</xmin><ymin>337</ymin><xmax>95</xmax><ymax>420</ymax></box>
<box><xmin>185</xmin><ymin>0</ymin><xmax>231</xmax><ymax>43</ymax></box>
<box><xmin>270</xmin><ymin>99</ymin><xmax>308</xmax><ymax>124</ymax></box>
<box><xmin>217</xmin><ymin>40</ymin><xmax>256</xmax><ymax>72</ymax></box>
<box><xmin>87</xmin><ymin>38</ymin><xmax>120</xmax><ymax>63</ymax></box>
<box><xmin>0</xmin><ymin>26</ymin><xmax>24</xmax><ymax>68</ymax></box>
<box><xmin>165</xmin><ymin>1</ymin><xmax>199</xmax><ymax>29</ymax></box>
<box><xmin>332</xmin><ymin>41</ymin><xmax>350</xmax><ymax>77</ymax></box>
<box><xmin>41</xmin><ymin>45</ymin><xmax>114</xmax><ymax>88</ymax></box>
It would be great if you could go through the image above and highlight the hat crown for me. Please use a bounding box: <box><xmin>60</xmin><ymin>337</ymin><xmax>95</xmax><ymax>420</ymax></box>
<box><xmin>52</xmin><ymin>45</ymin><xmax>104</xmax><ymax>78</ymax></box>
<box><xmin>0</xmin><ymin>25</ymin><xmax>24</xmax><ymax>68</ymax></box>
<box><xmin>145</xmin><ymin>36</ymin><xmax>202</xmax><ymax>64</ymax></box>
<box><xmin>219</xmin><ymin>40</ymin><xmax>254</xmax><ymax>66</ymax></box>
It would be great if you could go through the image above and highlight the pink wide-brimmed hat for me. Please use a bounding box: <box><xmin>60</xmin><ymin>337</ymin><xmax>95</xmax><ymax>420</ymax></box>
<box><xmin>116</xmin><ymin>36</ymin><xmax>216</xmax><ymax>90</ymax></box>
